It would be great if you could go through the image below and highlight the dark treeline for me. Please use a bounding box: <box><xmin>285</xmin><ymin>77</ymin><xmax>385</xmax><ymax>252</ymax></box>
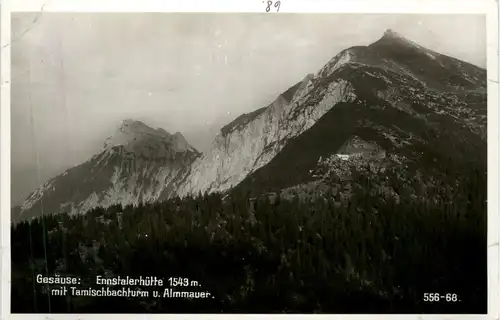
<box><xmin>11</xmin><ymin>164</ymin><xmax>486</xmax><ymax>314</ymax></box>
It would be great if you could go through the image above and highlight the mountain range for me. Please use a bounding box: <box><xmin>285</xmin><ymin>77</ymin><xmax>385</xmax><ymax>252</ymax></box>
<box><xmin>12</xmin><ymin>29</ymin><xmax>487</xmax><ymax>223</ymax></box>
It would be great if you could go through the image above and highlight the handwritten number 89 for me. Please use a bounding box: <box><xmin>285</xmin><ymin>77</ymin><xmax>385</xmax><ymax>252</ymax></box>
<box><xmin>266</xmin><ymin>0</ymin><xmax>281</xmax><ymax>12</ymax></box>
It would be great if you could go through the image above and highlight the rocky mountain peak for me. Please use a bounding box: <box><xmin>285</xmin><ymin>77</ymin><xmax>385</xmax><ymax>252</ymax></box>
<box><xmin>120</xmin><ymin>118</ymin><xmax>147</xmax><ymax>129</ymax></box>
<box><xmin>380</xmin><ymin>29</ymin><xmax>414</xmax><ymax>44</ymax></box>
<box><xmin>16</xmin><ymin>119</ymin><xmax>201</xmax><ymax>221</ymax></box>
<box><xmin>383</xmin><ymin>28</ymin><xmax>404</xmax><ymax>39</ymax></box>
<box><xmin>104</xmin><ymin>119</ymin><xmax>168</xmax><ymax>150</ymax></box>
<box><xmin>103</xmin><ymin>119</ymin><xmax>198</xmax><ymax>154</ymax></box>
<box><xmin>373</xmin><ymin>28</ymin><xmax>421</xmax><ymax>49</ymax></box>
<box><xmin>118</xmin><ymin>119</ymin><xmax>169</xmax><ymax>136</ymax></box>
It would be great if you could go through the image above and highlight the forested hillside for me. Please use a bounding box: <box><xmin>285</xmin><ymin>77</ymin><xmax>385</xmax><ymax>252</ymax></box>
<box><xmin>11</xmin><ymin>162</ymin><xmax>486</xmax><ymax>313</ymax></box>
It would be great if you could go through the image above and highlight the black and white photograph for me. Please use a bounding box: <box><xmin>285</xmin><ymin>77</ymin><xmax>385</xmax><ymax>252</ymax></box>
<box><xmin>8</xmin><ymin>9</ymin><xmax>492</xmax><ymax>314</ymax></box>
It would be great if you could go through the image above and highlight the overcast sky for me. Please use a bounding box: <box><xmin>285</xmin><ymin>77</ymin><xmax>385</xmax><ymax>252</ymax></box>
<box><xmin>11</xmin><ymin>13</ymin><xmax>486</xmax><ymax>205</ymax></box>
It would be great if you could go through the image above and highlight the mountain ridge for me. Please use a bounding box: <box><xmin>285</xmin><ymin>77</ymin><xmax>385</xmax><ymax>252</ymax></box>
<box><xmin>14</xmin><ymin>120</ymin><xmax>200</xmax><ymax>223</ymax></box>
<box><xmin>231</xmin><ymin>30</ymin><xmax>486</xmax><ymax>199</ymax></box>
<box><xmin>12</xmin><ymin>29</ymin><xmax>487</xmax><ymax>223</ymax></box>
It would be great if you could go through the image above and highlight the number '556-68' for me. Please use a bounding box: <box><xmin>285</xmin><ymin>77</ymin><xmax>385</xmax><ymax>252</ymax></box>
<box><xmin>423</xmin><ymin>293</ymin><xmax>459</xmax><ymax>302</ymax></box>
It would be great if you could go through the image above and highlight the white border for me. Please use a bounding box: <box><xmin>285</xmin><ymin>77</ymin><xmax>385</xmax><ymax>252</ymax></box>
<box><xmin>1</xmin><ymin>0</ymin><xmax>498</xmax><ymax>320</ymax></box>
<box><xmin>1</xmin><ymin>0</ymin><xmax>12</xmax><ymax>319</ymax></box>
<box><xmin>6</xmin><ymin>0</ymin><xmax>496</xmax><ymax>14</ymax></box>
